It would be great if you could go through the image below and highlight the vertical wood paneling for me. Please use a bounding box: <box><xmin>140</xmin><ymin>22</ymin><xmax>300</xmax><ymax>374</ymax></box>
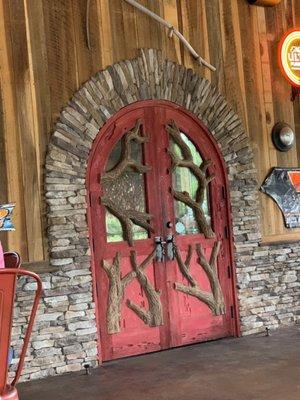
<box><xmin>120</xmin><ymin>0</ymin><xmax>139</xmax><ymax>60</ymax></box>
<box><xmin>42</xmin><ymin>0</ymin><xmax>79</xmax><ymax>124</ymax></box>
<box><xmin>0</xmin><ymin>0</ymin><xmax>28</xmax><ymax>259</ymax></box>
<box><xmin>179</xmin><ymin>1</ymin><xmax>211</xmax><ymax>80</ymax></box>
<box><xmin>24</xmin><ymin>0</ymin><xmax>52</xmax><ymax>258</ymax></box>
<box><xmin>95</xmin><ymin>0</ymin><xmax>114</xmax><ymax>68</ymax></box>
<box><xmin>269</xmin><ymin>3</ymin><xmax>294</xmax><ymax>236</ymax></box>
<box><xmin>204</xmin><ymin>0</ymin><xmax>225</xmax><ymax>92</ymax></box>
<box><xmin>219</xmin><ymin>0</ymin><xmax>249</xmax><ymax>132</ymax></box>
<box><xmin>71</xmin><ymin>0</ymin><xmax>102</xmax><ymax>84</ymax></box>
<box><xmin>161</xmin><ymin>0</ymin><xmax>181</xmax><ymax>64</ymax></box>
<box><xmin>0</xmin><ymin>0</ymin><xmax>300</xmax><ymax>261</ymax></box>
<box><xmin>109</xmin><ymin>0</ymin><xmax>129</xmax><ymax>63</ymax></box>
<box><xmin>257</xmin><ymin>7</ymin><xmax>278</xmax><ymax>235</ymax></box>
<box><xmin>237</xmin><ymin>3</ymin><xmax>273</xmax><ymax>235</ymax></box>
<box><xmin>0</xmin><ymin>87</ymin><xmax>8</xmax><ymax>251</ymax></box>
<box><xmin>135</xmin><ymin>1</ymin><xmax>164</xmax><ymax>53</ymax></box>
<box><xmin>8</xmin><ymin>0</ymin><xmax>44</xmax><ymax>261</ymax></box>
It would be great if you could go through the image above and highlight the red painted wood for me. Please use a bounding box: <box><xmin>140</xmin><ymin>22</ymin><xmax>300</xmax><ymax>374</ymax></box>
<box><xmin>87</xmin><ymin>100</ymin><xmax>239</xmax><ymax>362</ymax></box>
<box><xmin>162</xmin><ymin>107</ymin><xmax>235</xmax><ymax>347</ymax></box>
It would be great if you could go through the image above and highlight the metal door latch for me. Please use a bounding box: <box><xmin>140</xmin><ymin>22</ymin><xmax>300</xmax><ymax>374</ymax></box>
<box><xmin>166</xmin><ymin>234</ymin><xmax>175</xmax><ymax>260</ymax></box>
<box><xmin>155</xmin><ymin>236</ymin><xmax>166</xmax><ymax>262</ymax></box>
<box><xmin>155</xmin><ymin>235</ymin><xmax>176</xmax><ymax>262</ymax></box>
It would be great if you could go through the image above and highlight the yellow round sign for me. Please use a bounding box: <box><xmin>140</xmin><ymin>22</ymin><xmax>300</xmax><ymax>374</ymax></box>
<box><xmin>279</xmin><ymin>29</ymin><xmax>300</xmax><ymax>88</ymax></box>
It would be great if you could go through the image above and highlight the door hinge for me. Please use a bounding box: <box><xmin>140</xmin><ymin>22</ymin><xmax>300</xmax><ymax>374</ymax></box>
<box><xmin>221</xmin><ymin>186</ymin><xmax>226</xmax><ymax>199</ymax></box>
<box><xmin>224</xmin><ymin>225</ymin><xmax>229</xmax><ymax>238</ymax></box>
<box><xmin>91</xmin><ymin>237</ymin><xmax>96</xmax><ymax>253</ymax></box>
<box><xmin>227</xmin><ymin>265</ymin><xmax>231</xmax><ymax>279</ymax></box>
<box><xmin>230</xmin><ymin>305</ymin><xmax>235</xmax><ymax>319</ymax></box>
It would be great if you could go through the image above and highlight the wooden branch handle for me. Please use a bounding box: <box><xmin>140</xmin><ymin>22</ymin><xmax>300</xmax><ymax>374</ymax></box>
<box><xmin>123</xmin><ymin>0</ymin><xmax>216</xmax><ymax>72</ymax></box>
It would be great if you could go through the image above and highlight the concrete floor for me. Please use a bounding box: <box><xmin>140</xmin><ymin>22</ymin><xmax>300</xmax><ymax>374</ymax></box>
<box><xmin>19</xmin><ymin>326</ymin><xmax>300</xmax><ymax>400</ymax></box>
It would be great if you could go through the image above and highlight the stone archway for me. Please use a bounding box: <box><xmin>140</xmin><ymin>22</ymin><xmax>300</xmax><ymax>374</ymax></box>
<box><xmin>44</xmin><ymin>48</ymin><xmax>259</xmax><ymax>369</ymax></box>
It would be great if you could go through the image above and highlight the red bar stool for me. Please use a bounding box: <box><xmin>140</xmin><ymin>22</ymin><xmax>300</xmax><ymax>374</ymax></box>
<box><xmin>0</xmin><ymin>242</ymin><xmax>4</xmax><ymax>269</ymax></box>
<box><xmin>0</xmin><ymin>268</ymin><xmax>42</xmax><ymax>400</ymax></box>
<box><xmin>3</xmin><ymin>252</ymin><xmax>21</xmax><ymax>367</ymax></box>
<box><xmin>3</xmin><ymin>253</ymin><xmax>20</xmax><ymax>269</ymax></box>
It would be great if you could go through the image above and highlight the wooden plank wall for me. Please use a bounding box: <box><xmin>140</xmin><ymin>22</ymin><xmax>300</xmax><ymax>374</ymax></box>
<box><xmin>0</xmin><ymin>0</ymin><xmax>299</xmax><ymax>263</ymax></box>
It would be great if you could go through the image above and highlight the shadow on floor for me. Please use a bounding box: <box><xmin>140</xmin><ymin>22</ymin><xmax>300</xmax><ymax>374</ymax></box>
<box><xmin>19</xmin><ymin>325</ymin><xmax>300</xmax><ymax>400</ymax></box>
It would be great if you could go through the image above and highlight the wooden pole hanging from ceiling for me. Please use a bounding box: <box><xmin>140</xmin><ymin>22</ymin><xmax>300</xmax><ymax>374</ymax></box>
<box><xmin>86</xmin><ymin>0</ymin><xmax>91</xmax><ymax>50</ymax></box>
<box><xmin>123</xmin><ymin>0</ymin><xmax>216</xmax><ymax>72</ymax></box>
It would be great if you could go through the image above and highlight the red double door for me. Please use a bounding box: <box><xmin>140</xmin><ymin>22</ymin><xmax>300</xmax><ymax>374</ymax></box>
<box><xmin>88</xmin><ymin>101</ymin><xmax>238</xmax><ymax>362</ymax></box>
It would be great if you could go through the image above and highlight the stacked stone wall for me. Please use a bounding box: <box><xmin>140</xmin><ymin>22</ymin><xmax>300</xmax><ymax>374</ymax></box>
<box><xmin>10</xmin><ymin>49</ymin><xmax>299</xmax><ymax>381</ymax></box>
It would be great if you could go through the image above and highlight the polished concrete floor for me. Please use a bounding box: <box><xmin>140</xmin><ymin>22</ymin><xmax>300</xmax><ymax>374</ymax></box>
<box><xmin>19</xmin><ymin>326</ymin><xmax>300</xmax><ymax>400</ymax></box>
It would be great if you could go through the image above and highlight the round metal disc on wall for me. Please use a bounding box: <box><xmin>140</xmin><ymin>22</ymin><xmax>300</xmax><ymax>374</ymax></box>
<box><xmin>272</xmin><ymin>122</ymin><xmax>295</xmax><ymax>152</ymax></box>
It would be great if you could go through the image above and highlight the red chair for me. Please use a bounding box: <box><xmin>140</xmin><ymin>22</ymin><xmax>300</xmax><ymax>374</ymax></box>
<box><xmin>3</xmin><ymin>253</ymin><xmax>20</xmax><ymax>269</ymax></box>
<box><xmin>0</xmin><ymin>269</ymin><xmax>42</xmax><ymax>400</ymax></box>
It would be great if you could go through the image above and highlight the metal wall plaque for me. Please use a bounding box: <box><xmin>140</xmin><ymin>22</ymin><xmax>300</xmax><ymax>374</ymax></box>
<box><xmin>261</xmin><ymin>168</ymin><xmax>300</xmax><ymax>228</ymax></box>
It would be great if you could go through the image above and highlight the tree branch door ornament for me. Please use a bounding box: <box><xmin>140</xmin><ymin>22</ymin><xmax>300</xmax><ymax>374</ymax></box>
<box><xmin>88</xmin><ymin>100</ymin><xmax>237</xmax><ymax>361</ymax></box>
<box><xmin>100</xmin><ymin>120</ymin><xmax>153</xmax><ymax>247</ymax></box>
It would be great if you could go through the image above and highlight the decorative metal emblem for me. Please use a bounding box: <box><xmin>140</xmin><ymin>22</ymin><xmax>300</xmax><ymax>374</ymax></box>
<box><xmin>272</xmin><ymin>122</ymin><xmax>295</xmax><ymax>152</ymax></box>
<box><xmin>261</xmin><ymin>168</ymin><xmax>300</xmax><ymax>228</ymax></box>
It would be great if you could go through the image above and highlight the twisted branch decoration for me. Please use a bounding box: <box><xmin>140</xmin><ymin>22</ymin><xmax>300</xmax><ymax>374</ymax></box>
<box><xmin>101</xmin><ymin>197</ymin><xmax>153</xmax><ymax>247</ymax></box>
<box><xmin>166</xmin><ymin>120</ymin><xmax>215</xmax><ymax>238</ymax></box>
<box><xmin>126</xmin><ymin>252</ymin><xmax>163</xmax><ymax>327</ymax></box>
<box><xmin>101</xmin><ymin>120</ymin><xmax>153</xmax><ymax>246</ymax></box>
<box><xmin>123</xmin><ymin>0</ymin><xmax>216</xmax><ymax>71</ymax></box>
<box><xmin>102</xmin><ymin>249</ymin><xmax>155</xmax><ymax>334</ymax></box>
<box><xmin>101</xmin><ymin>120</ymin><xmax>150</xmax><ymax>185</ymax></box>
<box><xmin>174</xmin><ymin>242</ymin><xmax>225</xmax><ymax>315</ymax></box>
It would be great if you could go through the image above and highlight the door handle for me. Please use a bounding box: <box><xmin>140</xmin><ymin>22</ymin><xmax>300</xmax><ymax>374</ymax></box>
<box><xmin>166</xmin><ymin>234</ymin><xmax>175</xmax><ymax>261</ymax></box>
<box><xmin>155</xmin><ymin>235</ymin><xmax>176</xmax><ymax>262</ymax></box>
<box><xmin>155</xmin><ymin>236</ymin><xmax>166</xmax><ymax>262</ymax></box>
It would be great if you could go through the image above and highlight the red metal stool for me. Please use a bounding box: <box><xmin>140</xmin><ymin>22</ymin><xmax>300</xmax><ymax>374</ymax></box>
<box><xmin>0</xmin><ymin>268</ymin><xmax>42</xmax><ymax>400</ymax></box>
<box><xmin>0</xmin><ymin>242</ymin><xmax>4</xmax><ymax>269</ymax></box>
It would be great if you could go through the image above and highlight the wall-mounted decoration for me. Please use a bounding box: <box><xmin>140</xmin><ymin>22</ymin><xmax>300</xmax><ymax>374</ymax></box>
<box><xmin>0</xmin><ymin>204</ymin><xmax>15</xmax><ymax>231</ymax></box>
<box><xmin>279</xmin><ymin>29</ymin><xmax>300</xmax><ymax>89</ymax></box>
<box><xmin>123</xmin><ymin>0</ymin><xmax>216</xmax><ymax>71</ymax></box>
<box><xmin>100</xmin><ymin>120</ymin><xmax>153</xmax><ymax>247</ymax></box>
<box><xmin>247</xmin><ymin>0</ymin><xmax>282</xmax><ymax>6</ymax></box>
<box><xmin>101</xmin><ymin>250</ymin><xmax>157</xmax><ymax>334</ymax></box>
<box><xmin>126</xmin><ymin>251</ymin><xmax>163</xmax><ymax>328</ymax></box>
<box><xmin>166</xmin><ymin>120</ymin><xmax>215</xmax><ymax>239</ymax></box>
<box><xmin>272</xmin><ymin>122</ymin><xmax>295</xmax><ymax>152</ymax></box>
<box><xmin>261</xmin><ymin>168</ymin><xmax>300</xmax><ymax>228</ymax></box>
<box><xmin>174</xmin><ymin>241</ymin><xmax>225</xmax><ymax>316</ymax></box>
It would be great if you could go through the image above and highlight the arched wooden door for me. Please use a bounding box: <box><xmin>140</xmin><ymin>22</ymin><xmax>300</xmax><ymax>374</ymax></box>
<box><xmin>88</xmin><ymin>100</ymin><xmax>238</xmax><ymax>362</ymax></box>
